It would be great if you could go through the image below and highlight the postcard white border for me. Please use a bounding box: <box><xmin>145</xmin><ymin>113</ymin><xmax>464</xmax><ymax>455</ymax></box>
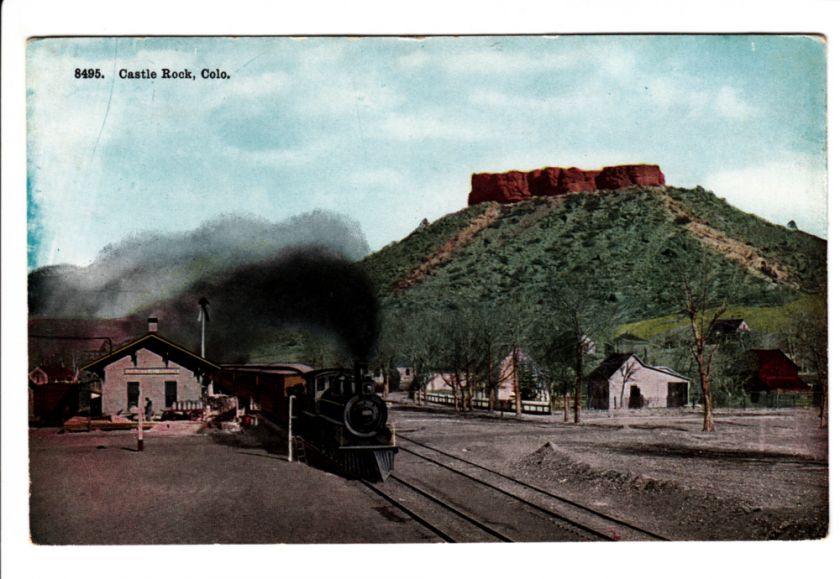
<box><xmin>3</xmin><ymin>1</ymin><xmax>838</xmax><ymax>578</ymax></box>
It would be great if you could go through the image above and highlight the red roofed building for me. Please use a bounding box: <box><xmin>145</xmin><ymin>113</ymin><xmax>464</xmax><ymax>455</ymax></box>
<box><xmin>29</xmin><ymin>365</ymin><xmax>79</xmax><ymax>385</ymax></box>
<box><xmin>29</xmin><ymin>365</ymin><xmax>83</xmax><ymax>425</ymax></box>
<box><xmin>742</xmin><ymin>349</ymin><xmax>809</xmax><ymax>393</ymax></box>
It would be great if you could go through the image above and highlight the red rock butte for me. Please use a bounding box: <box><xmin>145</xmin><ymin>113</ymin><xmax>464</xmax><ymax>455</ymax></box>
<box><xmin>468</xmin><ymin>164</ymin><xmax>665</xmax><ymax>205</ymax></box>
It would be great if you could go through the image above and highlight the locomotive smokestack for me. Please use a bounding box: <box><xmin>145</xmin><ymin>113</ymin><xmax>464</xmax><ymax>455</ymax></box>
<box><xmin>354</xmin><ymin>361</ymin><xmax>367</xmax><ymax>388</ymax></box>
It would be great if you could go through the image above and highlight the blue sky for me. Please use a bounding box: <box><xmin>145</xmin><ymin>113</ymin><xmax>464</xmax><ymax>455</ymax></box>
<box><xmin>27</xmin><ymin>35</ymin><xmax>826</xmax><ymax>269</ymax></box>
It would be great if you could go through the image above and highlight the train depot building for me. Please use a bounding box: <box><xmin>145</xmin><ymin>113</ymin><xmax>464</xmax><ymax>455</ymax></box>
<box><xmin>81</xmin><ymin>318</ymin><xmax>219</xmax><ymax>417</ymax></box>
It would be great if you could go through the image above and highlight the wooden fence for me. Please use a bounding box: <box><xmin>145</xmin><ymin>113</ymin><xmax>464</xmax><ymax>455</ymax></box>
<box><xmin>423</xmin><ymin>392</ymin><xmax>551</xmax><ymax>415</ymax></box>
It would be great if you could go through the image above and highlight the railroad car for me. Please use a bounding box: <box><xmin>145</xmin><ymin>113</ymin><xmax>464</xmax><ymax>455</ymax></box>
<box><xmin>215</xmin><ymin>364</ymin><xmax>396</xmax><ymax>482</ymax></box>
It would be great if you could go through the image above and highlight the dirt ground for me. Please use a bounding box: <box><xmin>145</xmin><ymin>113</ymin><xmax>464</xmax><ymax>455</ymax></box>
<box><xmin>389</xmin><ymin>395</ymin><xmax>829</xmax><ymax>541</ymax></box>
<box><xmin>26</xmin><ymin>397</ymin><xmax>828</xmax><ymax>546</ymax></box>
<box><xmin>27</xmin><ymin>424</ymin><xmax>431</xmax><ymax>545</ymax></box>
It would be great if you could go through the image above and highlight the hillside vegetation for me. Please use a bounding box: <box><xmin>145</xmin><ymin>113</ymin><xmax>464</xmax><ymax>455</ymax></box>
<box><xmin>28</xmin><ymin>185</ymin><xmax>826</xmax><ymax>374</ymax></box>
<box><xmin>361</xmin><ymin>186</ymin><xmax>826</xmax><ymax>326</ymax></box>
<box><xmin>618</xmin><ymin>294</ymin><xmax>825</xmax><ymax>341</ymax></box>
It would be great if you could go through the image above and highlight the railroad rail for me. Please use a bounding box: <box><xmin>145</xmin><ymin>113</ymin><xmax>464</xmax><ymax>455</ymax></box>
<box><xmin>396</xmin><ymin>433</ymin><xmax>670</xmax><ymax>542</ymax></box>
<box><xmin>359</xmin><ymin>477</ymin><xmax>517</xmax><ymax>543</ymax></box>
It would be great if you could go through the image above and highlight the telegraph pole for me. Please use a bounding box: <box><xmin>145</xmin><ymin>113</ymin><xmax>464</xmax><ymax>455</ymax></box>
<box><xmin>198</xmin><ymin>297</ymin><xmax>210</xmax><ymax>358</ymax></box>
<box><xmin>137</xmin><ymin>384</ymin><xmax>144</xmax><ymax>451</ymax></box>
<box><xmin>288</xmin><ymin>395</ymin><xmax>295</xmax><ymax>462</ymax></box>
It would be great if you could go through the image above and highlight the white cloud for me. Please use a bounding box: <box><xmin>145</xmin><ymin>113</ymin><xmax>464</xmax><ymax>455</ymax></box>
<box><xmin>397</xmin><ymin>51</ymin><xmax>431</xmax><ymax>69</ymax></box>
<box><xmin>211</xmin><ymin>70</ymin><xmax>291</xmax><ymax>100</ymax></box>
<box><xmin>376</xmin><ymin>112</ymin><xmax>490</xmax><ymax>141</ymax></box>
<box><xmin>434</xmin><ymin>44</ymin><xmax>638</xmax><ymax>79</ymax></box>
<box><xmin>594</xmin><ymin>45</ymin><xmax>638</xmax><ymax>79</ymax></box>
<box><xmin>469</xmin><ymin>74</ymin><xmax>760</xmax><ymax>124</ymax></box>
<box><xmin>704</xmin><ymin>156</ymin><xmax>827</xmax><ymax>237</ymax></box>
<box><xmin>467</xmin><ymin>88</ymin><xmax>603</xmax><ymax>116</ymax></box>
<box><xmin>347</xmin><ymin>168</ymin><xmax>407</xmax><ymax>189</ymax></box>
<box><xmin>473</xmin><ymin>146</ymin><xmax>645</xmax><ymax>175</ymax></box>
<box><xmin>714</xmin><ymin>86</ymin><xmax>757</xmax><ymax>119</ymax></box>
<box><xmin>216</xmin><ymin>138</ymin><xmax>336</xmax><ymax>167</ymax></box>
<box><xmin>292</xmin><ymin>78</ymin><xmax>403</xmax><ymax>117</ymax></box>
<box><xmin>654</xmin><ymin>81</ymin><xmax>755</xmax><ymax>120</ymax></box>
<box><xmin>440</xmin><ymin>49</ymin><xmax>577</xmax><ymax>75</ymax></box>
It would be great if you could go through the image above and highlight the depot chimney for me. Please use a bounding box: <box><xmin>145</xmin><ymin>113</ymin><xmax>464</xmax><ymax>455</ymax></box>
<box><xmin>147</xmin><ymin>316</ymin><xmax>159</xmax><ymax>333</ymax></box>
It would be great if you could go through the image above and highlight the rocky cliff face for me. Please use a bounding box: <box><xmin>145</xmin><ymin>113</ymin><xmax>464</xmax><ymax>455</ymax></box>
<box><xmin>468</xmin><ymin>164</ymin><xmax>665</xmax><ymax>205</ymax></box>
<box><xmin>469</xmin><ymin>171</ymin><xmax>531</xmax><ymax>204</ymax></box>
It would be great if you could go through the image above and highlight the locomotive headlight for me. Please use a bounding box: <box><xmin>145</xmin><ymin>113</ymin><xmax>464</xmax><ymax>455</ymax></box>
<box><xmin>344</xmin><ymin>394</ymin><xmax>387</xmax><ymax>437</ymax></box>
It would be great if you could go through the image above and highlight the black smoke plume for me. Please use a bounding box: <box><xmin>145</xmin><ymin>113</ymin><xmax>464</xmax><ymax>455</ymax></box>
<box><xmin>28</xmin><ymin>212</ymin><xmax>370</xmax><ymax>319</ymax></box>
<box><xmin>151</xmin><ymin>247</ymin><xmax>381</xmax><ymax>363</ymax></box>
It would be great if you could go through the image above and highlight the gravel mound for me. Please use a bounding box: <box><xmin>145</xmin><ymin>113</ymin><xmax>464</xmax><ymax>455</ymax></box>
<box><xmin>512</xmin><ymin>442</ymin><xmax>827</xmax><ymax>540</ymax></box>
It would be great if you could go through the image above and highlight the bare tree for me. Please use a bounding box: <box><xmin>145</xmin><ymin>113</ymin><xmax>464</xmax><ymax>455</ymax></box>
<box><xmin>494</xmin><ymin>345</ymin><xmax>523</xmax><ymax>416</ymax></box>
<box><xmin>426</xmin><ymin>306</ymin><xmax>496</xmax><ymax>413</ymax></box>
<box><xmin>617</xmin><ymin>356</ymin><xmax>640</xmax><ymax>409</ymax></box>
<box><xmin>377</xmin><ymin>303</ymin><xmax>533</xmax><ymax>413</ymax></box>
<box><xmin>540</xmin><ymin>282</ymin><xmax>619</xmax><ymax>424</ymax></box>
<box><xmin>785</xmin><ymin>297</ymin><xmax>828</xmax><ymax>428</ymax></box>
<box><xmin>682</xmin><ymin>273</ymin><xmax>728</xmax><ymax>432</ymax></box>
<box><xmin>492</xmin><ymin>307</ymin><xmax>533</xmax><ymax>417</ymax></box>
<box><xmin>526</xmin><ymin>323</ymin><xmax>575</xmax><ymax>417</ymax></box>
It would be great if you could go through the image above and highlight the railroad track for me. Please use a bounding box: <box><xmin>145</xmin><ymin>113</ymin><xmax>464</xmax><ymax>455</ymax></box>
<box><xmin>390</xmin><ymin>433</ymin><xmax>670</xmax><ymax>542</ymax></box>
<box><xmin>360</xmin><ymin>476</ymin><xmax>517</xmax><ymax>542</ymax></box>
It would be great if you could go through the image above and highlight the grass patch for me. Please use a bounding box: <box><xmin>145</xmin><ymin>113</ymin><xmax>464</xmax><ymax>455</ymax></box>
<box><xmin>618</xmin><ymin>294</ymin><xmax>825</xmax><ymax>340</ymax></box>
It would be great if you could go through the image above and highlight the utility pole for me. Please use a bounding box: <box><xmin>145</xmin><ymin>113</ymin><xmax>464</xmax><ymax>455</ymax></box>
<box><xmin>288</xmin><ymin>395</ymin><xmax>295</xmax><ymax>462</ymax></box>
<box><xmin>137</xmin><ymin>384</ymin><xmax>144</xmax><ymax>451</ymax></box>
<box><xmin>198</xmin><ymin>297</ymin><xmax>210</xmax><ymax>358</ymax></box>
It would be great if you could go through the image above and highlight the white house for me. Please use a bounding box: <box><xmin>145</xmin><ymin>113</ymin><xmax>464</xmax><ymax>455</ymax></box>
<box><xmin>496</xmin><ymin>348</ymin><xmax>544</xmax><ymax>401</ymax></box>
<box><xmin>587</xmin><ymin>353</ymin><xmax>690</xmax><ymax>410</ymax></box>
<box><xmin>425</xmin><ymin>373</ymin><xmax>456</xmax><ymax>392</ymax></box>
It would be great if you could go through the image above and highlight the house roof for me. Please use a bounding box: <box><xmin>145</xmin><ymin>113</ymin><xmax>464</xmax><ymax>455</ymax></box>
<box><xmin>746</xmin><ymin>349</ymin><xmax>809</xmax><ymax>391</ymax></box>
<box><xmin>588</xmin><ymin>353</ymin><xmax>690</xmax><ymax>383</ymax></box>
<box><xmin>81</xmin><ymin>332</ymin><xmax>220</xmax><ymax>375</ymax></box>
<box><xmin>501</xmin><ymin>348</ymin><xmax>538</xmax><ymax>368</ymax></box>
<box><xmin>614</xmin><ymin>332</ymin><xmax>648</xmax><ymax>343</ymax></box>
<box><xmin>587</xmin><ymin>353</ymin><xmax>635</xmax><ymax>382</ymax></box>
<box><xmin>711</xmin><ymin>319</ymin><xmax>750</xmax><ymax>333</ymax></box>
<box><xmin>219</xmin><ymin>363</ymin><xmax>313</xmax><ymax>376</ymax></box>
<box><xmin>29</xmin><ymin>365</ymin><xmax>78</xmax><ymax>383</ymax></box>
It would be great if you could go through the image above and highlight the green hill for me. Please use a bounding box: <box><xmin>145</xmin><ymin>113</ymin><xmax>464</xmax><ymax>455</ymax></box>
<box><xmin>27</xmin><ymin>185</ymin><xmax>826</xmax><ymax>372</ymax></box>
<box><xmin>362</xmin><ymin>186</ymin><xmax>825</xmax><ymax>326</ymax></box>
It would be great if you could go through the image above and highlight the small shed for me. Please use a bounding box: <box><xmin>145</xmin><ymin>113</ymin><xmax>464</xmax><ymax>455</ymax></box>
<box><xmin>81</xmin><ymin>318</ymin><xmax>219</xmax><ymax>417</ymax></box>
<box><xmin>711</xmin><ymin>318</ymin><xmax>751</xmax><ymax>337</ymax></box>
<box><xmin>29</xmin><ymin>366</ymin><xmax>82</xmax><ymax>425</ymax></box>
<box><xmin>588</xmin><ymin>353</ymin><xmax>690</xmax><ymax>410</ymax></box>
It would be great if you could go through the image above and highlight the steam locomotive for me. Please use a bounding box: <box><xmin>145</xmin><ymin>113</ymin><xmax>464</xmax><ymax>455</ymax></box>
<box><xmin>215</xmin><ymin>363</ymin><xmax>397</xmax><ymax>482</ymax></box>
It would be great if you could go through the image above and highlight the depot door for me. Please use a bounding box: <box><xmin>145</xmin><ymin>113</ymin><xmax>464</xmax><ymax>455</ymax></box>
<box><xmin>127</xmin><ymin>382</ymin><xmax>140</xmax><ymax>411</ymax></box>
